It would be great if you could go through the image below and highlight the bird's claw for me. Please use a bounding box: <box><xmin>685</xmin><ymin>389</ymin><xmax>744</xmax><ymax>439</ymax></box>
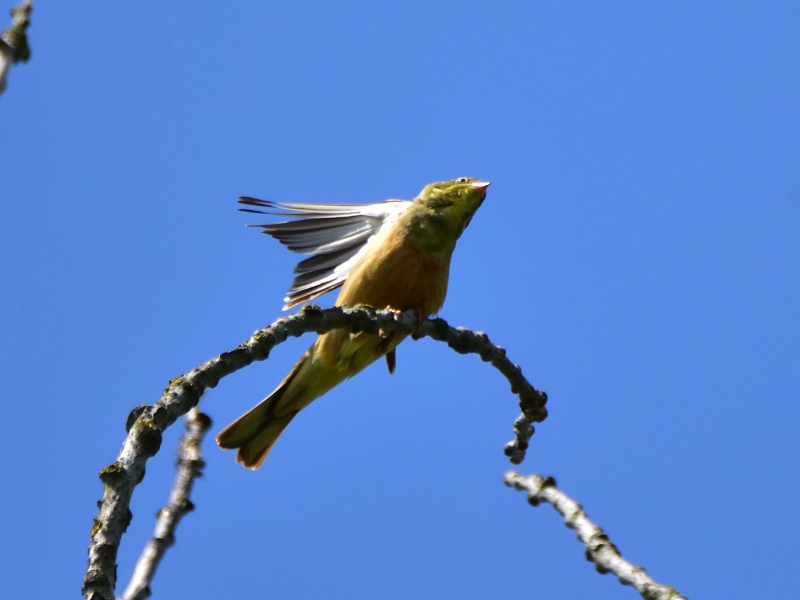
<box><xmin>379</xmin><ymin>309</ymin><xmax>405</xmax><ymax>338</ymax></box>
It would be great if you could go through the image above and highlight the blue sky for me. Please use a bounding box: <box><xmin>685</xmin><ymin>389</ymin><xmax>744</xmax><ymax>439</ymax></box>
<box><xmin>2</xmin><ymin>2</ymin><xmax>799</xmax><ymax>598</ymax></box>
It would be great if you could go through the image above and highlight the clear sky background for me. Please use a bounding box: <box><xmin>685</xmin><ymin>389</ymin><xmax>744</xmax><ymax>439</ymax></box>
<box><xmin>2</xmin><ymin>2</ymin><xmax>799</xmax><ymax>598</ymax></box>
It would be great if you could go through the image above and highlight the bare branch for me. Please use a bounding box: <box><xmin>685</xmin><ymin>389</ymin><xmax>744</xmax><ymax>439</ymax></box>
<box><xmin>504</xmin><ymin>471</ymin><xmax>687</xmax><ymax>600</ymax></box>
<box><xmin>119</xmin><ymin>409</ymin><xmax>212</xmax><ymax>600</ymax></box>
<box><xmin>82</xmin><ymin>306</ymin><xmax>547</xmax><ymax>600</ymax></box>
<box><xmin>0</xmin><ymin>0</ymin><xmax>32</xmax><ymax>95</ymax></box>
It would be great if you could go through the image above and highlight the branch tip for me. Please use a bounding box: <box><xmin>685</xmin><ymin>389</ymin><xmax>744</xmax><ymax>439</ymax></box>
<box><xmin>504</xmin><ymin>471</ymin><xmax>687</xmax><ymax>600</ymax></box>
<box><xmin>86</xmin><ymin>308</ymin><xmax>545</xmax><ymax>598</ymax></box>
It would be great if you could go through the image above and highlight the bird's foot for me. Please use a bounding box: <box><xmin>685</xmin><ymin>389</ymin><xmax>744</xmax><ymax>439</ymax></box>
<box><xmin>379</xmin><ymin>309</ymin><xmax>405</xmax><ymax>338</ymax></box>
<box><xmin>379</xmin><ymin>309</ymin><xmax>424</xmax><ymax>339</ymax></box>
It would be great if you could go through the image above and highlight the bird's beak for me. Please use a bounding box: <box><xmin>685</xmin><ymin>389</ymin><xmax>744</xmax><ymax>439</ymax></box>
<box><xmin>471</xmin><ymin>181</ymin><xmax>491</xmax><ymax>193</ymax></box>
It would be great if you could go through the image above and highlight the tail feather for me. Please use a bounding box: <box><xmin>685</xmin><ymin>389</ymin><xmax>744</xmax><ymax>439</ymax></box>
<box><xmin>235</xmin><ymin>411</ymin><xmax>297</xmax><ymax>469</ymax></box>
<box><xmin>216</xmin><ymin>355</ymin><xmax>307</xmax><ymax>469</ymax></box>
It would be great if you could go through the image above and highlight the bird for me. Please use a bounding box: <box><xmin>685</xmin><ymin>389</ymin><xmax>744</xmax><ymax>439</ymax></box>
<box><xmin>216</xmin><ymin>177</ymin><xmax>490</xmax><ymax>469</ymax></box>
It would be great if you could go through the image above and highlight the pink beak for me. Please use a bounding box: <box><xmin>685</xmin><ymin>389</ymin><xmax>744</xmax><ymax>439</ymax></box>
<box><xmin>471</xmin><ymin>181</ymin><xmax>491</xmax><ymax>192</ymax></box>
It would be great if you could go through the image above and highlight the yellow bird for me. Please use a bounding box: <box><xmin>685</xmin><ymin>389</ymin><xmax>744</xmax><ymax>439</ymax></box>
<box><xmin>217</xmin><ymin>177</ymin><xmax>490</xmax><ymax>468</ymax></box>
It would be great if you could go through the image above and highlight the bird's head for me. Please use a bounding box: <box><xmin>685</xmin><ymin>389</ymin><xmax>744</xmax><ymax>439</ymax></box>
<box><xmin>415</xmin><ymin>177</ymin><xmax>490</xmax><ymax>240</ymax></box>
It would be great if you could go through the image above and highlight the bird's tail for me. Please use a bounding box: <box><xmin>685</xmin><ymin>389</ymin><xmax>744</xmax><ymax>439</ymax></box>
<box><xmin>216</xmin><ymin>356</ymin><xmax>307</xmax><ymax>469</ymax></box>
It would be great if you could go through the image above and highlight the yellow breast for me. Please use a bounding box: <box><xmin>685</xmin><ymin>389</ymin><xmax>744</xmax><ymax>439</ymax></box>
<box><xmin>335</xmin><ymin>226</ymin><xmax>450</xmax><ymax>316</ymax></box>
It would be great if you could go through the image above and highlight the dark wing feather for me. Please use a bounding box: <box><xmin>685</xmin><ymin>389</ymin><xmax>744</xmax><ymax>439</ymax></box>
<box><xmin>239</xmin><ymin>197</ymin><xmax>411</xmax><ymax>309</ymax></box>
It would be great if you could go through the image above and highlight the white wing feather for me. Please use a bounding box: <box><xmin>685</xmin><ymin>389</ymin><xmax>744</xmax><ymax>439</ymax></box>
<box><xmin>239</xmin><ymin>197</ymin><xmax>412</xmax><ymax>309</ymax></box>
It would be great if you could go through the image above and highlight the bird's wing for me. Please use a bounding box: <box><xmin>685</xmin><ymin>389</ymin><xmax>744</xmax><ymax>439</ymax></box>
<box><xmin>239</xmin><ymin>197</ymin><xmax>412</xmax><ymax>309</ymax></box>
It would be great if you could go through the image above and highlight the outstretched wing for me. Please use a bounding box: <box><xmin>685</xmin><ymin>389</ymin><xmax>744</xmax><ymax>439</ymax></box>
<box><xmin>239</xmin><ymin>197</ymin><xmax>412</xmax><ymax>309</ymax></box>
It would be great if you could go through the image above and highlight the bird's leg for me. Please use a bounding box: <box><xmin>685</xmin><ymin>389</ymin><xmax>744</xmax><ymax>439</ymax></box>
<box><xmin>384</xmin><ymin>349</ymin><xmax>397</xmax><ymax>374</ymax></box>
<box><xmin>378</xmin><ymin>309</ymin><xmax>406</xmax><ymax>374</ymax></box>
<box><xmin>377</xmin><ymin>330</ymin><xmax>398</xmax><ymax>374</ymax></box>
<box><xmin>379</xmin><ymin>309</ymin><xmax>424</xmax><ymax>373</ymax></box>
<box><xmin>378</xmin><ymin>308</ymin><xmax>405</xmax><ymax>339</ymax></box>
<box><xmin>409</xmin><ymin>308</ymin><xmax>427</xmax><ymax>340</ymax></box>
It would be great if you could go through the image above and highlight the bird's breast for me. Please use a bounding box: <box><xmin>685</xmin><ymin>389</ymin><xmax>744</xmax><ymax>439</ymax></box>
<box><xmin>335</xmin><ymin>230</ymin><xmax>450</xmax><ymax>317</ymax></box>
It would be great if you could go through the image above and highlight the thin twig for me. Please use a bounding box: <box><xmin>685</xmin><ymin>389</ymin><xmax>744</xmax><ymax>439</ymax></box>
<box><xmin>83</xmin><ymin>306</ymin><xmax>547</xmax><ymax>600</ymax></box>
<box><xmin>504</xmin><ymin>471</ymin><xmax>687</xmax><ymax>600</ymax></box>
<box><xmin>119</xmin><ymin>409</ymin><xmax>212</xmax><ymax>600</ymax></box>
<box><xmin>0</xmin><ymin>0</ymin><xmax>32</xmax><ymax>95</ymax></box>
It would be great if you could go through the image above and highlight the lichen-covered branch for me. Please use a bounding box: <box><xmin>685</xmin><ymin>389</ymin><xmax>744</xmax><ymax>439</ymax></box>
<box><xmin>119</xmin><ymin>408</ymin><xmax>212</xmax><ymax>600</ymax></box>
<box><xmin>0</xmin><ymin>0</ymin><xmax>32</xmax><ymax>95</ymax></box>
<box><xmin>504</xmin><ymin>471</ymin><xmax>687</xmax><ymax>600</ymax></box>
<box><xmin>82</xmin><ymin>306</ymin><xmax>547</xmax><ymax>600</ymax></box>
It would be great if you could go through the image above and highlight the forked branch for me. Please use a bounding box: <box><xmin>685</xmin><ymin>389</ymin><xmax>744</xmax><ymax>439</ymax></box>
<box><xmin>82</xmin><ymin>306</ymin><xmax>548</xmax><ymax>600</ymax></box>
<box><xmin>119</xmin><ymin>409</ymin><xmax>212</xmax><ymax>600</ymax></box>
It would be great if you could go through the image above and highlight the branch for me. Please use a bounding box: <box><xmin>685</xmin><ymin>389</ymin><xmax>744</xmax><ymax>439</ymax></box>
<box><xmin>119</xmin><ymin>409</ymin><xmax>212</xmax><ymax>600</ymax></box>
<box><xmin>504</xmin><ymin>471</ymin><xmax>687</xmax><ymax>600</ymax></box>
<box><xmin>82</xmin><ymin>306</ymin><xmax>547</xmax><ymax>600</ymax></box>
<box><xmin>0</xmin><ymin>0</ymin><xmax>32</xmax><ymax>95</ymax></box>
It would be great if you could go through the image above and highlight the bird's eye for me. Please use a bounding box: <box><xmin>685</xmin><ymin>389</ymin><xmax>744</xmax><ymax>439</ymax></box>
<box><xmin>457</xmin><ymin>177</ymin><xmax>468</xmax><ymax>183</ymax></box>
